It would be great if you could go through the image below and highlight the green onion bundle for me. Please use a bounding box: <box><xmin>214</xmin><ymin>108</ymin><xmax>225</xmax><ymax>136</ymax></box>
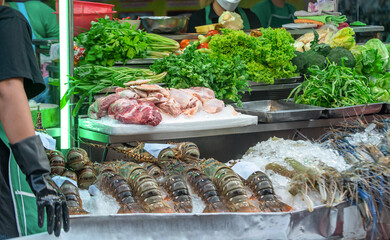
<box><xmin>288</xmin><ymin>62</ymin><xmax>376</xmax><ymax>108</ymax></box>
<box><xmin>60</xmin><ymin>65</ymin><xmax>166</xmax><ymax>116</ymax></box>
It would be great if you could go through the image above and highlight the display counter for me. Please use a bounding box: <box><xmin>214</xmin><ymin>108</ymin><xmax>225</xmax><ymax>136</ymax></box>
<box><xmin>78</xmin><ymin>113</ymin><xmax>390</xmax><ymax>162</ymax></box>
<box><xmin>17</xmin><ymin>202</ymin><xmax>366</xmax><ymax>240</ymax></box>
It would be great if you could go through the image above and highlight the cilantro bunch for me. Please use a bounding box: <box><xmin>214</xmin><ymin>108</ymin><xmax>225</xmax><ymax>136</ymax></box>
<box><xmin>150</xmin><ymin>44</ymin><xmax>250</xmax><ymax>104</ymax></box>
<box><xmin>209</xmin><ymin>28</ymin><xmax>297</xmax><ymax>84</ymax></box>
<box><xmin>75</xmin><ymin>16</ymin><xmax>149</xmax><ymax>66</ymax></box>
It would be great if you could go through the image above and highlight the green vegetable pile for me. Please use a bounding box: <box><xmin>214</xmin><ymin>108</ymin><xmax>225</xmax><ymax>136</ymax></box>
<box><xmin>289</xmin><ymin>63</ymin><xmax>376</xmax><ymax>108</ymax></box>
<box><xmin>208</xmin><ymin>28</ymin><xmax>297</xmax><ymax>84</ymax></box>
<box><xmin>60</xmin><ymin>65</ymin><xmax>166</xmax><ymax>116</ymax></box>
<box><xmin>150</xmin><ymin>43</ymin><xmax>250</xmax><ymax>104</ymax></box>
<box><xmin>370</xmin><ymin>72</ymin><xmax>390</xmax><ymax>102</ymax></box>
<box><xmin>292</xmin><ymin>31</ymin><xmax>356</xmax><ymax>75</ymax></box>
<box><xmin>75</xmin><ymin>16</ymin><xmax>179</xmax><ymax>66</ymax></box>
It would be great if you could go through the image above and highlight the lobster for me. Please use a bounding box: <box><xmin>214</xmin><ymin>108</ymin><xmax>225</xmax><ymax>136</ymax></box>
<box><xmin>164</xmin><ymin>161</ymin><xmax>227</xmax><ymax>213</ymax></box>
<box><xmin>46</xmin><ymin>150</ymin><xmax>66</xmax><ymax>176</ymax></box>
<box><xmin>144</xmin><ymin>162</ymin><xmax>193</xmax><ymax>213</ymax></box>
<box><xmin>62</xmin><ymin>169</ymin><xmax>78</xmax><ymax>183</ymax></box>
<box><xmin>66</xmin><ymin>147</ymin><xmax>90</xmax><ymax>171</ymax></box>
<box><xmin>246</xmin><ymin>171</ymin><xmax>292</xmax><ymax>212</ymax></box>
<box><xmin>77</xmin><ymin>161</ymin><xmax>97</xmax><ymax>190</ymax></box>
<box><xmin>117</xmin><ymin>161</ymin><xmax>174</xmax><ymax>213</ymax></box>
<box><xmin>95</xmin><ymin>166</ymin><xmax>144</xmax><ymax>213</ymax></box>
<box><xmin>60</xmin><ymin>180</ymin><xmax>88</xmax><ymax>215</ymax></box>
<box><xmin>199</xmin><ymin>158</ymin><xmax>259</xmax><ymax>212</ymax></box>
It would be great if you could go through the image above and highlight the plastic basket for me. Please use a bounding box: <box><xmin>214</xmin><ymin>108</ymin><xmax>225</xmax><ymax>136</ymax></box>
<box><xmin>54</xmin><ymin>0</ymin><xmax>116</xmax><ymax>36</ymax></box>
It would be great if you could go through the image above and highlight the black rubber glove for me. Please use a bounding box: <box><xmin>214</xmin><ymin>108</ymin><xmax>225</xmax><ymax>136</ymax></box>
<box><xmin>10</xmin><ymin>135</ymin><xmax>70</xmax><ymax>237</ymax></box>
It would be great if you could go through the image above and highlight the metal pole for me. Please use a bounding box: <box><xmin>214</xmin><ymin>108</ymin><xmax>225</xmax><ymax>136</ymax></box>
<box><xmin>59</xmin><ymin>0</ymin><xmax>73</xmax><ymax>150</ymax></box>
<box><xmin>357</xmin><ymin>0</ymin><xmax>360</xmax><ymax>21</ymax></box>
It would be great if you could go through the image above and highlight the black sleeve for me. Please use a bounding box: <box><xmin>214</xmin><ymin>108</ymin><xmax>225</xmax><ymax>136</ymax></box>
<box><xmin>0</xmin><ymin>6</ymin><xmax>45</xmax><ymax>99</ymax></box>
<box><xmin>242</xmin><ymin>8</ymin><xmax>262</xmax><ymax>29</ymax></box>
<box><xmin>187</xmin><ymin>9</ymin><xmax>206</xmax><ymax>33</ymax></box>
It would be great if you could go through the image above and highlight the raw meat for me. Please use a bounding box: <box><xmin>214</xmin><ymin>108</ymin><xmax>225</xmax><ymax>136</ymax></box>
<box><xmin>202</xmin><ymin>98</ymin><xmax>225</xmax><ymax>114</ymax></box>
<box><xmin>156</xmin><ymin>98</ymin><xmax>182</xmax><ymax>117</ymax></box>
<box><xmin>109</xmin><ymin>98</ymin><xmax>162</xmax><ymax>126</ymax></box>
<box><xmin>169</xmin><ymin>88</ymin><xmax>202</xmax><ymax>116</ymax></box>
<box><xmin>88</xmin><ymin>94</ymin><xmax>121</xmax><ymax>119</ymax></box>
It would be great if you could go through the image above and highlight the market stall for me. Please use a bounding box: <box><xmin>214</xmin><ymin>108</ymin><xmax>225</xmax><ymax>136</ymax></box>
<box><xmin>25</xmin><ymin>1</ymin><xmax>390</xmax><ymax>239</ymax></box>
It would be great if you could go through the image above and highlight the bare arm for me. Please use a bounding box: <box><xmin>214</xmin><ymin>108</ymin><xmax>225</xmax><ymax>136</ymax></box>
<box><xmin>0</xmin><ymin>78</ymin><xmax>35</xmax><ymax>144</ymax></box>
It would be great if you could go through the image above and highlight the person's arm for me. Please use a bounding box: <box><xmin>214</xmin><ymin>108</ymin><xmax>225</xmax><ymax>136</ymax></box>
<box><xmin>0</xmin><ymin>78</ymin><xmax>35</xmax><ymax>144</ymax></box>
<box><xmin>0</xmin><ymin>6</ymin><xmax>69</xmax><ymax>237</ymax></box>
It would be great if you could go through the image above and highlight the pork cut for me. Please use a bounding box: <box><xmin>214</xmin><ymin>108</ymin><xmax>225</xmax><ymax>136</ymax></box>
<box><xmin>88</xmin><ymin>94</ymin><xmax>121</xmax><ymax>119</ymax></box>
<box><xmin>109</xmin><ymin>98</ymin><xmax>162</xmax><ymax>126</ymax></box>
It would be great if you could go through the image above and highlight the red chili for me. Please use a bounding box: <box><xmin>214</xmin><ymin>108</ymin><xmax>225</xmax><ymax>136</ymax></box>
<box><xmin>197</xmin><ymin>42</ymin><xmax>209</xmax><ymax>49</ymax></box>
<box><xmin>180</xmin><ymin>39</ymin><xmax>192</xmax><ymax>49</ymax></box>
<box><xmin>206</xmin><ymin>30</ymin><xmax>219</xmax><ymax>36</ymax></box>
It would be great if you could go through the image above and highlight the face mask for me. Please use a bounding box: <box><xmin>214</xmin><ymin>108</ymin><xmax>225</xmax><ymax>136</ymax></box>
<box><xmin>216</xmin><ymin>0</ymin><xmax>241</xmax><ymax>12</ymax></box>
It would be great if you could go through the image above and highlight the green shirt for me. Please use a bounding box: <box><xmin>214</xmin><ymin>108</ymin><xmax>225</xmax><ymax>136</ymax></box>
<box><xmin>8</xmin><ymin>1</ymin><xmax>59</xmax><ymax>39</ymax></box>
<box><xmin>252</xmin><ymin>0</ymin><xmax>296</xmax><ymax>28</ymax></box>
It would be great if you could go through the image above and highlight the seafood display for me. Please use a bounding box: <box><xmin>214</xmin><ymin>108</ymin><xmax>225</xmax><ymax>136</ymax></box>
<box><xmin>200</xmin><ymin>158</ymin><xmax>259</xmax><ymax>212</ymax></box>
<box><xmin>46</xmin><ymin>118</ymin><xmax>390</xmax><ymax>239</ymax></box>
<box><xmin>60</xmin><ymin>180</ymin><xmax>88</xmax><ymax>215</ymax></box>
<box><xmin>164</xmin><ymin>161</ymin><xmax>227</xmax><ymax>213</ymax></box>
<box><xmin>232</xmin><ymin>118</ymin><xmax>390</xmax><ymax>239</ymax></box>
<box><xmin>162</xmin><ymin>173</ymin><xmax>193</xmax><ymax>213</ymax></box>
<box><xmin>95</xmin><ymin>166</ymin><xmax>144</xmax><ymax>213</ymax></box>
<box><xmin>46</xmin><ymin>150</ymin><xmax>66</xmax><ymax>176</ymax></box>
<box><xmin>117</xmin><ymin>161</ymin><xmax>174</xmax><ymax>213</ymax></box>
<box><xmin>246</xmin><ymin>171</ymin><xmax>292</xmax><ymax>212</ymax></box>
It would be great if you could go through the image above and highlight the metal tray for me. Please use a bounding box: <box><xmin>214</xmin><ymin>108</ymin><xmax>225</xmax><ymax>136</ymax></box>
<box><xmin>234</xmin><ymin>100</ymin><xmax>324</xmax><ymax>122</ymax></box>
<box><xmin>115</xmin><ymin>58</ymin><xmax>159</xmax><ymax>65</ymax></box>
<box><xmin>249</xmin><ymin>76</ymin><xmax>302</xmax><ymax>86</ymax></box>
<box><xmin>322</xmin><ymin>103</ymin><xmax>384</xmax><ymax>118</ymax></box>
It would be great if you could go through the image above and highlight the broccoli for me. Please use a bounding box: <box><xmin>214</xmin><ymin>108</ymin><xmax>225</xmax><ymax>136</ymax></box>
<box><xmin>311</xmin><ymin>43</ymin><xmax>331</xmax><ymax>57</ymax></box>
<box><xmin>327</xmin><ymin>47</ymin><xmax>356</xmax><ymax>68</ymax></box>
<box><xmin>292</xmin><ymin>50</ymin><xmax>326</xmax><ymax>75</ymax></box>
<box><xmin>292</xmin><ymin>51</ymin><xmax>306</xmax><ymax>73</ymax></box>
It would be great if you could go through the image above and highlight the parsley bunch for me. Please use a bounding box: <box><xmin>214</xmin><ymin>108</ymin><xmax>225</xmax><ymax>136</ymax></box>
<box><xmin>75</xmin><ymin>16</ymin><xmax>149</xmax><ymax>66</ymax></box>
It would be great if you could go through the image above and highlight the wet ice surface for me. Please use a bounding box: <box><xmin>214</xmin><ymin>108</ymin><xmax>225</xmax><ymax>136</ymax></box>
<box><xmin>80</xmin><ymin>189</ymin><xmax>120</xmax><ymax>215</ymax></box>
<box><xmin>345</xmin><ymin>123</ymin><xmax>385</xmax><ymax>147</ymax></box>
<box><xmin>229</xmin><ymin>137</ymin><xmax>351</xmax><ymax>211</ymax></box>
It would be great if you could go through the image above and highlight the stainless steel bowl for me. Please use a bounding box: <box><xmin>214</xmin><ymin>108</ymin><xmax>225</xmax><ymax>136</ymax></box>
<box><xmin>140</xmin><ymin>16</ymin><xmax>189</xmax><ymax>34</ymax></box>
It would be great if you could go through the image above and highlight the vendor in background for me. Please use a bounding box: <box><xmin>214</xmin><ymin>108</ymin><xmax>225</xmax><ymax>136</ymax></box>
<box><xmin>187</xmin><ymin>0</ymin><xmax>261</xmax><ymax>33</ymax></box>
<box><xmin>252</xmin><ymin>0</ymin><xmax>296</xmax><ymax>28</ymax></box>
<box><xmin>2</xmin><ymin>0</ymin><xmax>59</xmax><ymax>103</ymax></box>
<box><xmin>3</xmin><ymin>0</ymin><xmax>58</xmax><ymax>39</ymax></box>
<box><xmin>0</xmin><ymin>5</ymin><xmax>69</xmax><ymax>239</ymax></box>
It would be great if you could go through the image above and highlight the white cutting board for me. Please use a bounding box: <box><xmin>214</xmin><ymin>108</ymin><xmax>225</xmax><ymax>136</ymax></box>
<box><xmin>79</xmin><ymin>106</ymin><xmax>258</xmax><ymax>135</ymax></box>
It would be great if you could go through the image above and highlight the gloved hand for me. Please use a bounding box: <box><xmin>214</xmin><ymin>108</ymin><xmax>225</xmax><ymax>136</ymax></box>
<box><xmin>10</xmin><ymin>135</ymin><xmax>70</xmax><ymax>237</ymax></box>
